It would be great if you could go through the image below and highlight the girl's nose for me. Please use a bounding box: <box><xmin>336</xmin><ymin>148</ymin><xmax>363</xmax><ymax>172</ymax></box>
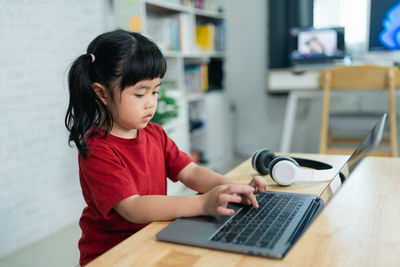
<box><xmin>145</xmin><ymin>95</ymin><xmax>157</xmax><ymax>109</ymax></box>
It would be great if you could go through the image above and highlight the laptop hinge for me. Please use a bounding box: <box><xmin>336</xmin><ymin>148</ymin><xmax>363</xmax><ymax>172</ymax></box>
<box><xmin>286</xmin><ymin>198</ymin><xmax>324</xmax><ymax>246</ymax></box>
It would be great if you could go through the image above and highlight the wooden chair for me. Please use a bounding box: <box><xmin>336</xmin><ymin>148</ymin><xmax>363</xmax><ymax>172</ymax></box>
<box><xmin>319</xmin><ymin>64</ymin><xmax>400</xmax><ymax>157</ymax></box>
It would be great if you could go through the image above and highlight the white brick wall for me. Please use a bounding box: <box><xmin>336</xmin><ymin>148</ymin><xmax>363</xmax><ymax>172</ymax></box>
<box><xmin>0</xmin><ymin>0</ymin><xmax>109</xmax><ymax>258</ymax></box>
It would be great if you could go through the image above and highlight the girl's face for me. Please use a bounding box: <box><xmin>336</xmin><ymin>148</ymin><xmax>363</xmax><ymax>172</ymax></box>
<box><xmin>109</xmin><ymin>78</ymin><xmax>161</xmax><ymax>139</ymax></box>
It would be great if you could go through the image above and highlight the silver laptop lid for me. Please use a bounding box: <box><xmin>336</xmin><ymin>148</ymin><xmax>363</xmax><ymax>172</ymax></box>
<box><xmin>318</xmin><ymin>113</ymin><xmax>386</xmax><ymax>204</ymax></box>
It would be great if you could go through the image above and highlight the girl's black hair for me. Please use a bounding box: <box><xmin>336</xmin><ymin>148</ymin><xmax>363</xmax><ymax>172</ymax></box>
<box><xmin>65</xmin><ymin>30</ymin><xmax>167</xmax><ymax>158</ymax></box>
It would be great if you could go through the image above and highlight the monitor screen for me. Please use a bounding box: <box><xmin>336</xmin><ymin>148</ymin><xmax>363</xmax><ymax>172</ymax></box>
<box><xmin>289</xmin><ymin>27</ymin><xmax>345</xmax><ymax>65</ymax></box>
<box><xmin>369</xmin><ymin>0</ymin><xmax>400</xmax><ymax>51</ymax></box>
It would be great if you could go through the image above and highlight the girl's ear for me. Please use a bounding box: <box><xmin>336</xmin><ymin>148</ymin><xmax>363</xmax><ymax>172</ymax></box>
<box><xmin>92</xmin><ymin>82</ymin><xmax>108</xmax><ymax>105</ymax></box>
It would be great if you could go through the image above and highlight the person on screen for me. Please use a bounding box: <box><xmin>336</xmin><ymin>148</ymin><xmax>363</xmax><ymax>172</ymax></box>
<box><xmin>305</xmin><ymin>36</ymin><xmax>326</xmax><ymax>56</ymax></box>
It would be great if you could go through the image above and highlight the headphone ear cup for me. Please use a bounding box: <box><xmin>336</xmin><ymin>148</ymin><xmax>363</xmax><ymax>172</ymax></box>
<box><xmin>269</xmin><ymin>156</ymin><xmax>300</xmax><ymax>186</ymax></box>
<box><xmin>252</xmin><ymin>149</ymin><xmax>276</xmax><ymax>175</ymax></box>
<box><xmin>251</xmin><ymin>149</ymin><xmax>262</xmax><ymax>170</ymax></box>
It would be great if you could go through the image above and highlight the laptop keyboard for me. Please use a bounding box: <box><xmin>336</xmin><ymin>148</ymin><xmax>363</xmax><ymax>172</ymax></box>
<box><xmin>210</xmin><ymin>192</ymin><xmax>306</xmax><ymax>249</ymax></box>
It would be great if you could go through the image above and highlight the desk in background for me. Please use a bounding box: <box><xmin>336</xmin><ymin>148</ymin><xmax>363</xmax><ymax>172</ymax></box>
<box><xmin>87</xmin><ymin>154</ymin><xmax>400</xmax><ymax>267</ymax></box>
<box><xmin>269</xmin><ymin>67</ymin><xmax>328</xmax><ymax>153</ymax></box>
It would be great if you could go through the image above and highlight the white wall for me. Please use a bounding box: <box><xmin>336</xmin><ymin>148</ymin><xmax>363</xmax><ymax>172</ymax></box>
<box><xmin>225</xmin><ymin>0</ymin><xmax>286</xmax><ymax>157</ymax></box>
<box><xmin>0</xmin><ymin>0</ymin><xmax>108</xmax><ymax>258</ymax></box>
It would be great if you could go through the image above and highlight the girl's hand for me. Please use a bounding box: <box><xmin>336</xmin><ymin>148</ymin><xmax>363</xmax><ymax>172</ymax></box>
<box><xmin>201</xmin><ymin>184</ymin><xmax>255</xmax><ymax>216</ymax></box>
<box><xmin>249</xmin><ymin>175</ymin><xmax>268</xmax><ymax>193</ymax></box>
<box><xmin>241</xmin><ymin>175</ymin><xmax>268</xmax><ymax>206</ymax></box>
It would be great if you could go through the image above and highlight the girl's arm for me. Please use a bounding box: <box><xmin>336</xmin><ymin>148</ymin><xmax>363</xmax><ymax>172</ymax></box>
<box><xmin>177</xmin><ymin>162</ymin><xmax>267</xmax><ymax>204</ymax></box>
<box><xmin>114</xmin><ymin>162</ymin><xmax>267</xmax><ymax>224</ymax></box>
<box><xmin>113</xmin><ymin>184</ymin><xmax>255</xmax><ymax>224</ymax></box>
<box><xmin>176</xmin><ymin>162</ymin><xmax>239</xmax><ymax>193</ymax></box>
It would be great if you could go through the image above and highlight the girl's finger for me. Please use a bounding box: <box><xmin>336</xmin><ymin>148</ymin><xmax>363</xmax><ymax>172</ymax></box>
<box><xmin>218</xmin><ymin>193</ymin><xmax>241</xmax><ymax>205</ymax></box>
<box><xmin>245</xmin><ymin>192</ymin><xmax>259</xmax><ymax>208</ymax></box>
<box><xmin>224</xmin><ymin>184</ymin><xmax>254</xmax><ymax>195</ymax></box>
<box><xmin>216</xmin><ymin>206</ymin><xmax>235</xmax><ymax>215</ymax></box>
<box><xmin>252</xmin><ymin>176</ymin><xmax>268</xmax><ymax>192</ymax></box>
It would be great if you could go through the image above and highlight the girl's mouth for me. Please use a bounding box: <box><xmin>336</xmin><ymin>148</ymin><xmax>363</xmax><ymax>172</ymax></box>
<box><xmin>143</xmin><ymin>114</ymin><xmax>153</xmax><ymax>122</ymax></box>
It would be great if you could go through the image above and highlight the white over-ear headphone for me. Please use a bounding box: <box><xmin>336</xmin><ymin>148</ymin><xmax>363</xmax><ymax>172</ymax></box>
<box><xmin>252</xmin><ymin>149</ymin><xmax>335</xmax><ymax>186</ymax></box>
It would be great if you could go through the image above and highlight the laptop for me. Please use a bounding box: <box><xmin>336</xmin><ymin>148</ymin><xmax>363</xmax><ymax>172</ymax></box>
<box><xmin>156</xmin><ymin>113</ymin><xmax>387</xmax><ymax>258</ymax></box>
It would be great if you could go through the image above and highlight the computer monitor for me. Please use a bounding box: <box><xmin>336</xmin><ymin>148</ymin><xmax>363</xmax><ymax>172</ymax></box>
<box><xmin>289</xmin><ymin>27</ymin><xmax>345</xmax><ymax>65</ymax></box>
<box><xmin>368</xmin><ymin>0</ymin><xmax>400</xmax><ymax>51</ymax></box>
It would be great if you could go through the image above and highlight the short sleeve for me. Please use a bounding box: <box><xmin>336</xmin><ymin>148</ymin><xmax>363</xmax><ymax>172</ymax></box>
<box><xmin>79</xmin><ymin>145</ymin><xmax>138</xmax><ymax>218</ymax></box>
<box><xmin>160</xmin><ymin>128</ymin><xmax>192</xmax><ymax>181</ymax></box>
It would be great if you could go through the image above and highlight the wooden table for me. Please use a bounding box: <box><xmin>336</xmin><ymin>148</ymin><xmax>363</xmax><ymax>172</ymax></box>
<box><xmin>87</xmin><ymin>154</ymin><xmax>400</xmax><ymax>267</ymax></box>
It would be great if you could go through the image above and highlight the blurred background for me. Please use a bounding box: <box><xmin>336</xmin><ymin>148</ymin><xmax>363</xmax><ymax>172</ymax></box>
<box><xmin>1</xmin><ymin>0</ymin><xmax>399</xmax><ymax>266</ymax></box>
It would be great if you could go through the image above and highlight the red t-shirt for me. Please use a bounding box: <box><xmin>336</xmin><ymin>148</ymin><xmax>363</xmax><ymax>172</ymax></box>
<box><xmin>78</xmin><ymin>123</ymin><xmax>192</xmax><ymax>266</ymax></box>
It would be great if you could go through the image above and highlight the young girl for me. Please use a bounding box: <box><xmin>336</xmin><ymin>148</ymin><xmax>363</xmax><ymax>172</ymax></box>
<box><xmin>65</xmin><ymin>29</ymin><xmax>267</xmax><ymax>266</ymax></box>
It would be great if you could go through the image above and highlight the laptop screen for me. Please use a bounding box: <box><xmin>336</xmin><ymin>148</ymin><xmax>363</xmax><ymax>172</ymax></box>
<box><xmin>288</xmin><ymin>26</ymin><xmax>346</xmax><ymax>65</ymax></box>
<box><xmin>318</xmin><ymin>113</ymin><xmax>386</xmax><ymax>204</ymax></box>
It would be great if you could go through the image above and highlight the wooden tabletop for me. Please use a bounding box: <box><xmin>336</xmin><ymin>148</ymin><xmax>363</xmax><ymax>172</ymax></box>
<box><xmin>87</xmin><ymin>154</ymin><xmax>400</xmax><ymax>267</ymax></box>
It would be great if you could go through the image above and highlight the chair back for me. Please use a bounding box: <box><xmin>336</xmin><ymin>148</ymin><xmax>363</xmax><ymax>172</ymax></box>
<box><xmin>318</xmin><ymin>64</ymin><xmax>399</xmax><ymax>157</ymax></box>
<box><xmin>319</xmin><ymin>64</ymin><xmax>399</xmax><ymax>90</ymax></box>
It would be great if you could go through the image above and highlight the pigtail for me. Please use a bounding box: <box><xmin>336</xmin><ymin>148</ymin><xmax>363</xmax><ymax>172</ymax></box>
<box><xmin>65</xmin><ymin>54</ymin><xmax>112</xmax><ymax>158</ymax></box>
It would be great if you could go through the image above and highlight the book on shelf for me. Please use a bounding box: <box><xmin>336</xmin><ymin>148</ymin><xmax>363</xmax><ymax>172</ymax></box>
<box><xmin>208</xmin><ymin>58</ymin><xmax>223</xmax><ymax>90</ymax></box>
<box><xmin>184</xmin><ymin>64</ymin><xmax>208</xmax><ymax>95</ymax></box>
<box><xmin>196</xmin><ymin>22</ymin><xmax>225</xmax><ymax>52</ymax></box>
<box><xmin>196</xmin><ymin>23</ymin><xmax>215</xmax><ymax>52</ymax></box>
<box><xmin>179</xmin><ymin>13</ymin><xmax>197</xmax><ymax>53</ymax></box>
<box><xmin>200</xmin><ymin>64</ymin><xmax>208</xmax><ymax>92</ymax></box>
<box><xmin>214</xmin><ymin>22</ymin><xmax>225</xmax><ymax>51</ymax></box>
<box><xmin>147</xmin><ymin>14</ymin><xmax>180</xmax><ymax>52</ymax></box>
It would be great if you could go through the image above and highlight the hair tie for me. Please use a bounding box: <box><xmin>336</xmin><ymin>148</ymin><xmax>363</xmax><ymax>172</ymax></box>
<box><xmin>89</xmin><ymin>53</ymin><xmax>95</xmax><ymax>63</ymax></box>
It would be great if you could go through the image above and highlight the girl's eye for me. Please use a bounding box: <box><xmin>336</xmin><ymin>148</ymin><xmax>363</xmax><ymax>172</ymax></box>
<box><xmin>153</xmin><ymin>91</ymin><xmax>160</xmax><ymax>96</ymax></box>
<box><xmin>135</xmin><ymin>94</ymin><xmax>144</xmax><ymax>98</ymax></box>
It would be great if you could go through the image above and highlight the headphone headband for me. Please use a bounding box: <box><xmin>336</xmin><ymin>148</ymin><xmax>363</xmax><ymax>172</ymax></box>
<box><xmin>291</xmin><ymin>157</ymin><xmax>333</xmax><ymax>170</ymax></box>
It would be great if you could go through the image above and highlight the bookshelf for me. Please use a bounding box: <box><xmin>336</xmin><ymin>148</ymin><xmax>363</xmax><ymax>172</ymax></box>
<box><xmin>113</xmin><ymin>0</ymin><xmax>230</xmax><ymax>193</ymax></box>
